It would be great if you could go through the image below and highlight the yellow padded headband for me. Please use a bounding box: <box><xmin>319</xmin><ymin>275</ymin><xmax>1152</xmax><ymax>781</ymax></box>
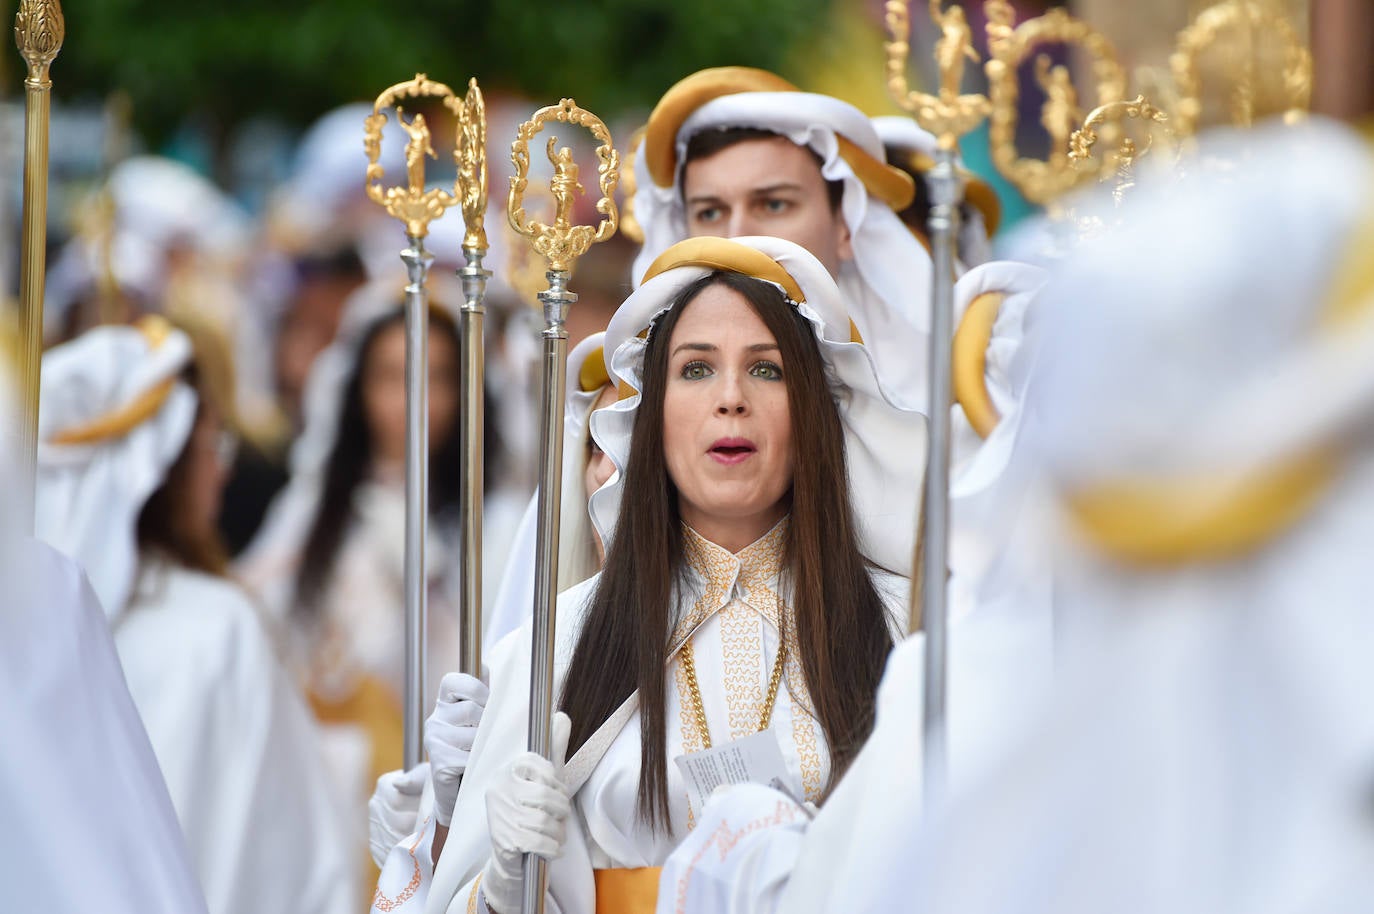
<box><xmin>1065</xmin><ymin>200</ymin><xmax>1374</xmax><ymax>566</ymax></box>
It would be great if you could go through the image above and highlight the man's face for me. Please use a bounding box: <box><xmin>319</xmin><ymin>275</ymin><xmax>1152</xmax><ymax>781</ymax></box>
<box><xmin>681</xmin><ymin>136</ymin><xmax>853</xmax><ymax>276</ymax></box>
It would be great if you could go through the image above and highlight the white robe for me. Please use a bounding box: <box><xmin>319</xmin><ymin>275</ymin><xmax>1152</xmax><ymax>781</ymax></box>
<box><xmin>420</xmin><ymin>522</ymin><xmax>906</xmax><ymax>914</ymax></box>
<box><xmin>118</xmin><ymin>557</ymin><xmax>355</xmax><ymax>914</ymax></box>
<box><xmin>0</xmin><ymin>538</ymin><xmax>207</xmax><ymax>914</ymax></box>
<box><xmin>657</xmin><ymin>598</ymin><xmax>1053</xmax><ymax>914</ymax></box>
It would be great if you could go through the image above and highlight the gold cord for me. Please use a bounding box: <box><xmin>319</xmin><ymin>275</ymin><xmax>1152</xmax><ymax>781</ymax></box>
<box><xmin>679</xmin><ymin>634</ymin><xmax>787</xmax><ymax>751</ymax></box>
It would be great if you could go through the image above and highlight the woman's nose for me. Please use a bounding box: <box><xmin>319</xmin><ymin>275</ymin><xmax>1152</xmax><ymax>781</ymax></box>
<box><xmin>715</xmin><ymin>374</ymin><xmax>748</xmax><ymax>415</ymax></box>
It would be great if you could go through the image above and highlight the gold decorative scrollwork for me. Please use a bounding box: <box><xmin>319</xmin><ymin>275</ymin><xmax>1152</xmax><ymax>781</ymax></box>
<box><xmin>456</xmin><ymin>78</ymin><xmax>489</xmax><ymax>251</ymax></box>
<box><xmin>885</xmin><ymin>0</ymin><xmax>992</xmax><ymax>149</ymax></box>
<box><xmin>982</xmin><ymin>0</ymin><xmax>1127</xmax><ymax>205</ymax></box>
<box><xmin>1169</xmin><ymin>0</ymin><xmax>1312</xmax><ymax>138</ymax></box>
<box><xmin>364</xmin><ymin>73</ymin><xmax>464</xmax><ymax>239</ymax></box>
<box><xmin>1068</xmin><ymin>96</ymin><xmax>1176</xmax><ymax>205</ymax></box>
<box><xmin>507</xmin><ymin>98</ymin><xmax>620</xmax><ymax>274</ymax></box>
<box><xmin>14</xmin><ymin>0</ymin><xmax>64</xmax><ymax>85</ymax></box>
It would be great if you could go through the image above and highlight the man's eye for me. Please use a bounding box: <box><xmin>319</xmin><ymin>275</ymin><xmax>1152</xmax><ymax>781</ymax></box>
<box><xmin>749</xmin><ymin>361</ymin><xmax>784</xmax><ymax>381</ymax></box>
<box><xmin>761</xmin><ymin>198</ymin><xmax>791</xmax><ymax>215</ymax></box>
<box><xmin>681</xmin><ymin>360</ymin><xmax>712</xmax><ymax>381</ymax></box>
<box><xmin>692</xmin><ymin>206</ymin><xmax>722</xmax><ymax>223</ymax></box>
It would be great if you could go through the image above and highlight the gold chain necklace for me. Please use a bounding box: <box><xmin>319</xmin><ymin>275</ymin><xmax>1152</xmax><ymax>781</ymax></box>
<box><xmin>679</xmin><ymin>635</ymin><xmax>787</xmax><ymax>751</ymax></box>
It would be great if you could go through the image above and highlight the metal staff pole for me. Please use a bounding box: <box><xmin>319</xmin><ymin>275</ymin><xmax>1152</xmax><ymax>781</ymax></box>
<box><xmin>885</xmin><ymin>0</ymin><xmax>991</xmax><ymax>808</ymax></box>
<box><xmin>364</xmin><ymin>73</ymin><xmax>466</xmax><ymax>769</ymax></box>
<box><xmin>506</xmin><ymin>98</ymin><xmax>619</xmax><ymax>914</ymax></box>
<box><xmin>13</xmin><ymin>0</ymin><xmax>65</xmax><ymax>532</ymax></box>
<box><xmin>455</xmin><ymin>79</ymin><xmax>490</xmax><ymax>679</ymax></box>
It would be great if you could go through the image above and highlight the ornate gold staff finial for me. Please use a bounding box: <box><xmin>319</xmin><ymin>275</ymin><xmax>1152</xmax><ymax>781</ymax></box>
<box><xmin>15</xmin><ymin>0</ymin><xmax>63</xmax><ymax>85</ymax></box>
<box><xmin>885</xmin><ymin>0</ymin><xmax>991</xmax><ymax>148</ymax></box>
<box><xmin>981</xmin><ymin>0</ymin><xmax>1127</xmax><ymax>205</ymax></box>
<box><xmin>1169</xmin><ymin>0</ymin><xmax>1312</xmax><ymax>138</ymax></box>
<box><xmin>507</xmin><ymin>98</ymin><xmax>620</xmax><ymax>274</ymax></box>
<box><xmin>364</xmin><ymin>73</ymin><xmax>464</xmax><ymax>239</ymax></box>
<box><xmin>509</xmin><ymin>98</ymin><xmax>619</xmax><ymax>914</ymax></box>
<box><xmin>1068</xmin><ymin>95</ymin><xmax>1177</xmax><ymax>205</ymax></box>
<box><xmin>456</xmin><ymin>77</ymin><xmax>489</xmax><ymax>252</ymax></box>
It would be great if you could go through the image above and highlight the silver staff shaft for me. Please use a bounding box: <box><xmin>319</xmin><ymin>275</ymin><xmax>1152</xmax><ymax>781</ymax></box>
<box><xmin>920</xmin><ymin>149</ymin><xmax>962</xmax><ymax>809</ymax></box>
<box><xmin>401</xmin><ymin>234</ymin><xmax>433</xmax><ymax>771</ymax></box>
<box><xmin>457</xmin><ymin>245</ymin><xmax>490</xmax><ymax>678</ymax></box>
<box><xmin>521</xmin><ymin>269</ymin><xmax>574</xmax><ymax>914</ymax></box>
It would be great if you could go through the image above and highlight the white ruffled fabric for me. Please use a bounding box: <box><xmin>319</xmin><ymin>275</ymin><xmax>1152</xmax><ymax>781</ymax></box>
<box><xmin>36</xmin><ymin>323</ymin><xmax>197</xmax><ymax>620</ymax></box>
<box><xmin>592</xmin><ymin>235</ymin><xmax>927</xmax><ymax>578</ymax></box>
<box><xmin>484</xmin><ymin>331</ymin><xmax>607</xmax><ymax>653</ymax></box>
<box><xmin>630</xmin><ymin>92</ymin><xmax>935</xmax><ymax>412</ymax></box>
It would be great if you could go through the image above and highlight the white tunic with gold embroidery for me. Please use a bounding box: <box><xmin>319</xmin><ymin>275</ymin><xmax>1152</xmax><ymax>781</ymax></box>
<box><xmin>417</xmin><ymin>520</ymin><xmax>905</xmax><ymax>914</ymax></box>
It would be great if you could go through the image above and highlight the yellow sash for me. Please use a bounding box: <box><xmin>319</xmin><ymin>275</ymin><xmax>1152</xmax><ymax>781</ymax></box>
<box><xmin>594</xmin><ymin>867</ymin><xmax>661</xmax><ymax>914</ymax></box>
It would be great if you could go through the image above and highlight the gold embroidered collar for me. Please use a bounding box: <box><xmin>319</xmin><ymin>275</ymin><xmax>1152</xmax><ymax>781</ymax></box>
<box><xmin>671</xmin><ymin>517</ymin><xmax>788</xmax><ymax>651</ymax></box>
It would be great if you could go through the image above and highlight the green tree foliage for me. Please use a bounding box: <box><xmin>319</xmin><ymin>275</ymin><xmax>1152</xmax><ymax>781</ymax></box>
<box><xmin>14</xmin><ymin>0</ymin><xmax>832</xmax><ymax>141</ymax></box>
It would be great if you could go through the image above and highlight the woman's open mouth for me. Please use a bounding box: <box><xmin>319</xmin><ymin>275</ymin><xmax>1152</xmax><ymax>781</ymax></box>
<box><xmin>709</xmin><ymin>437</ymin><xmax>757</xmax><ymax>465</ymax></box>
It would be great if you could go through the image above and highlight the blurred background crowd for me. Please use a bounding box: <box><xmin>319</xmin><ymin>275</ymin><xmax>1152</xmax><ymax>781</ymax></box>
<box><xmin>3</xmin><ymin>0</ymin><xmax>1368</xmax><ymax>910</ymax></box>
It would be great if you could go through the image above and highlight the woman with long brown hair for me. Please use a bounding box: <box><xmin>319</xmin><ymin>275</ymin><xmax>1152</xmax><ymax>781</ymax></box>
<box><xmin>419</xmin><ymin>236</ymin><xmax>926</xmax><ymax>914</ymax></box>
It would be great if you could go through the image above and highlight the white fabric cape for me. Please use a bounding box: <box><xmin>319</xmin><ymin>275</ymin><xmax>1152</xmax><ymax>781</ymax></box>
<box><xmin>118</xmin><ymin>558</ymin><xmax>356</xmax><ymax>914</ymax></box>
<box><xmin>0</xmin><ymin>538</ymin><xmax>208</xmax><ymax>914</ymax></box>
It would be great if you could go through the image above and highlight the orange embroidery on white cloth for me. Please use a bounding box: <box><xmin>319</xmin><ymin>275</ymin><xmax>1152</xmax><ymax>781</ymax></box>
<box><xmin>670</xmin><ymin>799</ymin><xmax>808</xmax><ymax>914</ymax></box>
<box><xmin>372</xmin><ymin>818</ymin><xmax>429</xmax><ymax>912</ymax></box>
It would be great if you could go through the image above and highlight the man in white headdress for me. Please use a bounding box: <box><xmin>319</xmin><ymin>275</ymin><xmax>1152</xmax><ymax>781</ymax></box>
<box><xmin>632</xmin><ymin>66</ymin><xmax>938</xmax><ymax>411</ymax></box>
<box><xmin>0</xmin><ymin>346</ymin><xmax>208</xmax><ymax>914</ymax></box>
<box><xmin>656</xmin><ymin>117</ymin><xmax>1374</xmax><ymax>914</ymax></box>
<box><xmin>35</xmin><ymin>318</ymin><xmax>354</xmax><ymax>914</ymax></box>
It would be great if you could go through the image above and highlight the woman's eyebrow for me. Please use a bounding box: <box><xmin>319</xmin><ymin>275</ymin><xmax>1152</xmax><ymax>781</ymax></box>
<box><xmin>672</xmin><ymin>342</ymin><xmax>716</xmax><ymax>357</ymax></box>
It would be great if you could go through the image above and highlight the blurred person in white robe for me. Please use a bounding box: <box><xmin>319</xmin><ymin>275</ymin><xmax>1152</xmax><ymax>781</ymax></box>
<box><xmin>657</xmin><ymin>117</ymin><xmax>1374</xmax><ymax>914</ymax></box>
<box><xmin>239</xmin><ymin>281</ymin><xmax>524</xmax><ymax>889</ymax></box>
<box><xmin>0</xmin><ymin>344</ymin><xmax>208</xmax><ymax>914</ymax></box>
<box><xmin>34</xmin><ymin>316</ymin><xmax>353</xmax><ymax>914</ymax></box>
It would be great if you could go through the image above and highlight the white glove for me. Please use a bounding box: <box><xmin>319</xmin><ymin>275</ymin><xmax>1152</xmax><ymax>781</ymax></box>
<box><xmin>426</xmin><ymin>671</ymin><xmax>490</xmax><ymax>826</ymax></box>
<box><xmin>479</xmin><ymin>712</ymin><xmax>572</xmax><ymax>914</ymax></box>
<box><xmin>367</xmin><ymin>763</ymin><xmax>430</xmax><ymax>868</ymax></box>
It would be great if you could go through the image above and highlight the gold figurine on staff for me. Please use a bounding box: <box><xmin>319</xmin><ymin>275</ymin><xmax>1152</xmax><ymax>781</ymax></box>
<box><xmin>364</xmin><ymin>73</ymin><xmax>465</xmax><ymax>239</ymax></box>
<box><xmin>509</xmin><ymin>98</ymin><xmax>620</xmax><ymax>272</ymax></box>
<box><xmin>982</xmin><ymin>0</ymin><xmax>1126</xmax><ymax>205</ymax></box>
<box><xmin>506</xmin><ymin>96</ymin><xmax>618</xmax><ymax>914</ymax></box>
<box><xmin>885</xmin><ymin>0</ymin><xmax>992</xmax><ymax>148</ymax></box>
<box><xmin>884</xmin><ymin>0</ymin><xmax>986</xmax><ymax>808</ymax></box>
<box><xmin>362</xmin><ymin>72</ymin><xmax>467</xmax><ymax>771</ymax></box>
<box><xmin>13</xmin><ymin>0</ymin><xmax>65</xmax><ymax>530</ymax></box>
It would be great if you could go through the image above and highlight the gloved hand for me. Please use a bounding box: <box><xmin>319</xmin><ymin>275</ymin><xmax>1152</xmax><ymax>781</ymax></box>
<box><xmin>479</xmin><ymin>712</ymin><xmax>572</xmax><ymax>914</ymax></box>
<box><xmin>426</xmin><ymin>671</ymin><xmax>490</xmax><ymax>826</ymax></box>
<box><xmin>367</xmin><ymin>763</ymin><xmax>430</xmax><ymax>868</ymax></box>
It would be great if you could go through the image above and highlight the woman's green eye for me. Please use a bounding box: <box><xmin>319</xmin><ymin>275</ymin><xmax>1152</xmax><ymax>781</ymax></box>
<box><xmin>750</xmin><ymin>361</ymin><xmax>784</xmax><ymax>381</ymax></box>
<box><xmin>681</xmin><ymin>360</ymin><xmax>712</xmax><ymax>380</ymax></box>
